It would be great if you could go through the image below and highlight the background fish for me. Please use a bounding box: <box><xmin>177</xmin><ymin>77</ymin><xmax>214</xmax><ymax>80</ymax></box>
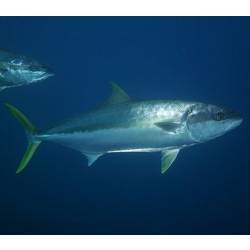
<box><xmin>5</xmin><ymin>83</ymin><xmax>242</xmax><ymax>174</ymax></box>
<box><xmin>0</xmin><ymin>49</ymin><xmax>54</xmax><ymax>91</ymax></box>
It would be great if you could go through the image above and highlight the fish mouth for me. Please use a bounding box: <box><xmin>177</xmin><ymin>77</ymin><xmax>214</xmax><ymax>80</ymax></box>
<box><xmin>39</xmin><ymin>71</ymin><xmax>54</xmax><ymax>79</ymax></box>
<box><xmin>45</xmin><ymin>72</ymin><xmax>54</xmax><ymax>78</ymax></box>
<box><xmin>34</xmin><ymin>65</ymin><xmax>54</xmax><ymax>79</ymax></box>
<box><xmin>224</xmin><ymin>112</ymin><xmax>243</xmax><ymax>131</ymax></box>
<box><xmin>231</xmin><ymin>117</ymin><xmax>243</xmax><ymax>128</ymax></box>
<box><xmin>30</xmin><ymin>71</ymin><xmax>54</xmax><ymax>83</ymax></box>
<box><xmin>225</xmin><ymin>109</ymin><xmax>243</xmax><ymax>123</ymax></box>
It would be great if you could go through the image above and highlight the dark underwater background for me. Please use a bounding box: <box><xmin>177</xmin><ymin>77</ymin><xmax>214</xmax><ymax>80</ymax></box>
<box><xmin>0</xmin><ymin>17</ymin><xmax>249</xmax><ymax>235</ymax></box>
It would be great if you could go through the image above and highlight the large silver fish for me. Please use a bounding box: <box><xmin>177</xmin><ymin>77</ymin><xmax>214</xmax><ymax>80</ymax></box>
<box><xmin>5</xmin><ymin>83</ymin><xmax>242</xmax><ymax>174</ymax></box>
<box><xmin>0</xmin><ymin>49</ymin><xmax>53</xmax><ymax>91</ymax></box>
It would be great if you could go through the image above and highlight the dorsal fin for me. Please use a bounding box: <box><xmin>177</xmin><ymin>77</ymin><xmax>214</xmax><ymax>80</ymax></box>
<box><xmin>106</xmin><ymin>82</ymin><xmax>130</xmax><ymax>105</ymax></box>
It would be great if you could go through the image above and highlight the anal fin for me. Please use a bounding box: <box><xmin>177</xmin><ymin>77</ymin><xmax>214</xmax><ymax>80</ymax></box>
<box><xmin>83</xmin><ymin>152</ymin><xmax>103</xmax><ymax>167</ymax></box>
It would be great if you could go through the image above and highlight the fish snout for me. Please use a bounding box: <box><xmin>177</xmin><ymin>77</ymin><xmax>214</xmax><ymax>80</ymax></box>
<box><xmin>221</xmin><ymin>108</ymin><xmax>243</xmax><ymax>132</ymax></box>
<box><xmin>36</xmin><ymin>66</ymin><xmax>54</xmax><ymax>80</ymax></box>
<box><xmin>225</xmin><ymin>109</ymin><xmax>243</xmax><ymax>126</ymax></box>
<box><xmin>43</xmin><ymin>71</ymin><xmax>54</xmax><ymax>78</ymax></box>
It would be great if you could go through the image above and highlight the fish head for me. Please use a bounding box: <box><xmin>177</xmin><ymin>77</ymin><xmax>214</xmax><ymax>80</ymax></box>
<box><xmin>18</xmin><ymin>56</ymin><xmax>54</xmax><ymax>83</ymax></box>
<box><xmin>186</xmin><ymin>103</ymin><xmax>243</xmax><ymax>143</ymax></box>
<box><xmin>26</xmin><ymin>63</ymin><xmax>54</xmax><ymax>82</ymax></box>
<box><xmin>0</xmin><ymin>57</ymin><xmax>54</xmax><ymax>84</ymax></box>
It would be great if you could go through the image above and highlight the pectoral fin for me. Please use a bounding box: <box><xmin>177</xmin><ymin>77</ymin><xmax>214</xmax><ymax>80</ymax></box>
<box><xmin>155</xmin><ymin>121</ymin><xmax>182</xmax><ymax>134</ymax></box>
<box><xmin>161</xmin><ymin>148</ymin><xmax>180</xmax><ymax>174</ymax></box>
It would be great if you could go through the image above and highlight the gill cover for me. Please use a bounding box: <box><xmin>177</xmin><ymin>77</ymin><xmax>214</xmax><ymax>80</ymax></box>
<box><xmin>186</xmin><ymin>103</ymin><xmax>242</xmax><ymax>142</ymax></box>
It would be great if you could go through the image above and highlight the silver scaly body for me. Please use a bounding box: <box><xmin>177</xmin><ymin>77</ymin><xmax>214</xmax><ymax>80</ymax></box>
<box><xmin>5</xmin><ymin>83</ymin><xmax>242</xmax><ymax>174</ymax></box>
<box><xmin>38</xmin><ymin>100</ymin><xmax>196</xmax><ymax>155</ymax></box>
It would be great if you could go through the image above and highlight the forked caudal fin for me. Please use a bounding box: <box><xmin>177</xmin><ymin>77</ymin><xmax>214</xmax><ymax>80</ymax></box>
<box><xmin>5</xmin><ymin>103</ymin><xmax>41</xmax><ymax>174</ymax></box>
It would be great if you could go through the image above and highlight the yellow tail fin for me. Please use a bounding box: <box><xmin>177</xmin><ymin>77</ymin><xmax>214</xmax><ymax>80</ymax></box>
<box><xmin>5</xmin><ymin>103</ymin><xmax>41</xmax><ymax>174</ymax></box>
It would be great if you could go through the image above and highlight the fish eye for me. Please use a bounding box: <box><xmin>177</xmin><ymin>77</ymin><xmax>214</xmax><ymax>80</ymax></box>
<box><xmin>214</xmin><ymin>112</ymin><xmax>224</xmax><ymax>121</ymax></box>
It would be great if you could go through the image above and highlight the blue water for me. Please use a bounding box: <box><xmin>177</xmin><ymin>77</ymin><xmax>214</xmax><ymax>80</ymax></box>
<box><xmin>0</xmin><ymin>17</ymin><xmax>249</xmax><ymax>235</ymax></box>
